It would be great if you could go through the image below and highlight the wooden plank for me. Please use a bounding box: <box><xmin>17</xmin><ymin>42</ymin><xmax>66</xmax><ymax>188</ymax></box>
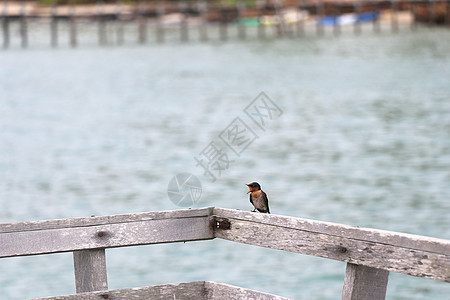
<box><xmin>213</xmin><ymin>208</ymin><xmax>450</xmax><ymax>255</ymax></box>
<box><xmin>213</xmin><ymin>214</ymin><xmax>450</xmax><ymax>282</ymax></box>
<box><xmin>0</xmin><ymin>215</ymin><xmax>214</xmax><ymax>258</ymax></box>
<box><xmin>30</xmin><ymin>281</ymin><xmax>207</xmax><ymax>300</ymax></box>
<box><xmin>73</xmin><ymin>249</ymin><xmax>108</xmax><ymax>293</ymax></box>
<box><xmin>30</xmin><ymin>281</ymin><xmax>292</xmax><ymax>300</ymax></box>
<box><xmin>205</xmin><ymin>281</ymin><xmax>294</xmax><ymax>300</ymax></box>
<box><xmin>342</xmin><ymin>263</ymin><xmax>389</xmax><ymax>300</ymax></box>
<box><xmin>0</xmin><ymin>207</ymin><xmax>214</xmax><ymax>234</ymax></box>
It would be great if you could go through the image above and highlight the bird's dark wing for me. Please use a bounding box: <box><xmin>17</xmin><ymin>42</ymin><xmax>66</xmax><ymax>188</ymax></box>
<box><xmin>262</xmin><ymin>191</ymin><xmax>270</xmax><ymax>214</ymax></box>
<box><xmin>249</xmin><ymin>194</ymin><xmax>254</xmax><ymax>205</ymax></box>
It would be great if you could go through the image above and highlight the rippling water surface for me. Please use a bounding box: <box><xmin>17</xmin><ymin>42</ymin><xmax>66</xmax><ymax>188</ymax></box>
<box><xmin>0</xmin><ymin>24</ymin><xmax>449</xmax><ymax>299</ymax></box>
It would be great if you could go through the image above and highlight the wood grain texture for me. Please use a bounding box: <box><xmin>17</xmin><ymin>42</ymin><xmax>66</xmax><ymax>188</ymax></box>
<box><xmin>0</xmin><ymin>215</ymin><xmax>214</xmax><ymax>258</ymax></box>
<box><xmin>30</xmin><ymin>281</ymin><xmax>293</xmax><ymax>300</ymax></box>
<box><xmin>31</xmin><ymin>281</ymin><xmax>206</xmax><ymax>300</ymax></box>
<box><xmin>205</xmin><ymin>281</ymin><xmax>293</xmax><ymax>300</ymax></box>
<box><xmin>213</xmin><ymin>213</ymin><xmax>450</xmax><ymax>282</ymax></box>
<box><xmin>342</xmin><ymin>263</ymin><xmax>389</xmax><ymax>300</ymax></box>
<box><xmin>0</xmin><ymin>207</ymin><xmax>214</xmax><ymax>234</ymax></box>
<box><xmin>213</xmin><ymin>208</ymin><xmax>450</xmax><ymax>255</ymax></box>
<box><xmin>73</xmin><ymin>249</ymin><xmax>108</xmax><ymax>293</ymax></box>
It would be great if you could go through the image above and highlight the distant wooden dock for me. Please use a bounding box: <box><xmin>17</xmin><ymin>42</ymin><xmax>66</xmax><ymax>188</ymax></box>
<box><xmin>0</xmin><ymin>207</ymin><xmax>448</xmax><ymax>299</ymax></box>
<box><xmin>1</xmin><ymin>0</ymin><xmax>449</xmax><ymax>48</ymax></box>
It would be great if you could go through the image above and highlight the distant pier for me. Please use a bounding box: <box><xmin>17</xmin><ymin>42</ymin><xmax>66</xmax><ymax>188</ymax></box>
<box><xmin>1</xmin><ymin>0</ymin><xmax>449</xmax><ymax>48</ymax></box>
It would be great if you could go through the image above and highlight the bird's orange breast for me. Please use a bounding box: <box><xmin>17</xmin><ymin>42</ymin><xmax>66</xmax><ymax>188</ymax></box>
<box><xmin>251</xmin><ymin>190</ymin><xmax>262</xmax><ymax>198</ymax></box>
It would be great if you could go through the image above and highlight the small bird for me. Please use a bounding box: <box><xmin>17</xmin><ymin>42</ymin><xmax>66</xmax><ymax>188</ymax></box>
<box><xmin>246</xmin><ymin>182</ymin><xmax>270</xmax><ymax>214</ymax></box>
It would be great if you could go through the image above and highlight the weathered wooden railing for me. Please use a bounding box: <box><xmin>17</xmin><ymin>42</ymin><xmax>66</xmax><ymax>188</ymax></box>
<box><xmin>0</xmin><ymin>207</ymin><xmax>449</xmax><ymax>299</ymax></box>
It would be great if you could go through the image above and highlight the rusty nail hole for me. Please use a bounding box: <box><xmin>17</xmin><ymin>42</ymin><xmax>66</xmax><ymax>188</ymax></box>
<box><xmin>98</xmin><ymin>231</ymin><xmax>105</xmax><ymax>237</ymax></box>
<box><xmin>101</xmin><ymin>294</ymin><xmax>109</xmax><ymax>299</ymax></box>
<box><xmin>215</xmin><ymin>218</ymin><xmax>231</xmax><ymax>230</ymax></box>
<box><xmin>339</xmin><ymin>246</ymin><xmax>347</xmax><ymax>253</ymax></box>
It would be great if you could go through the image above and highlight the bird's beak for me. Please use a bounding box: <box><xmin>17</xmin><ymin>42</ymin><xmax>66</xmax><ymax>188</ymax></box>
<box><xmin>245</xmin><ymin>184</ymin><xmax>251</xmax><ymax>194</ymax></box>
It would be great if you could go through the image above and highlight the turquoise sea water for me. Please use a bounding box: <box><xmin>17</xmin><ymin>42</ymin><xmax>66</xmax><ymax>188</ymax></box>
<box><xmin>0</xmin><ymin>23</ymin><xmax>449</xmax><ymax>299</ymax></box>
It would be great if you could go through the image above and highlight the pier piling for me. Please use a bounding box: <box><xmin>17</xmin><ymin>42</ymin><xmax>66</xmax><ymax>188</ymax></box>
<box><xmin>156</xmin><ymin>2</ymin><xmax>165</xmax><ymax>43</ymax></box>
<box><xmin>115</xmin><ymin>0</ymin><xmax>124</xmax><ymax>45</ymax></box>
<box><xmin>138</xmin><ymin>0</ymin><xmax>147</xmax><ymax>44</ymax></box>
<box><xmin>316</xmin><ymin>0</ymin><xmax>325</xmax><ymax>36</ymax></box>
<box><xmin>20</xmin><ymin>1</ymin><xmax>28</xmax><ymax>48</ymax></box>
<box><xmin>69</xmin><ymin>5</ymin><xmax>77</xmax><ymax>47</ymax></box>
<box><xmin>50</xmin><ymin>4</ymin><xmax>58</xmax><ymax>47</ymax></box>
<box><xmin>179</xmin><ymin>1</ymin><xmax>189</xmax><ymax>43</ymax></box>
<box><xmin>198</xmin><ymin>1</ymin><xmax>208</xmax><ymax>41</ymax></box>
<box><xmin>2</xmin><ymin>1</ymin><xmax>9</xmax><ymax>49</ymax></box>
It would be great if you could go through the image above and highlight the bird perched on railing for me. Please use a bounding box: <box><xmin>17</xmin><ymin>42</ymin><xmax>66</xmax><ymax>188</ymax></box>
<box><xmin>246</xmin><ymin>182</ymin><xmax>270</xmax><ymax>214</ymax></box>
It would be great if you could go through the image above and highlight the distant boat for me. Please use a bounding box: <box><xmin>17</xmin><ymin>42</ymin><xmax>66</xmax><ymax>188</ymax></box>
<box><xmin>320</xmin><ymin>11</ymin><xmax>379</xmax><ymax>26</ymax></box>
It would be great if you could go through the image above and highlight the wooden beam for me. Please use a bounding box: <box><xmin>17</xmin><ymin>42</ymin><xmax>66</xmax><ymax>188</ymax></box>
<box><xmin>213</xmin><ymin>208</ymin><xmax>450</xmax><ymax>282</ymax></box>
<box><xmin>213</xmin><ymin>208</ymin><xmax>450</xmax><ymax>255</ymax></box>
<box><xmin>30</xmin><ymin>281</ymin><xmax>293</xmax><ymax>300</ymax></box>
<box><xmin>0</xmin><ymin>208</ymin><xmax>214</xmax><ymax>258</ymax></box>
<box><xmin>73</xmin><ymin>249</ymin><xmax>108</xmax><ymax>293</ymax></box>
<box><xmin>205</xmin><ymin>281</ymin><xmax>292</xmax><ymax>299</ymax></box>
<box><xmin>0</xmin><ymin>207</ymin><xmax>213</xmax><ymax>234</ymax></box>
<box><xmin>31</xmin><ymin>281</ymin><xmax>207</xmax><ymax>300</ymax></box>
<box><xmin>342</xmin><ymin>263</ymin><xmax>389</xmax><ymax>300</ymax></box>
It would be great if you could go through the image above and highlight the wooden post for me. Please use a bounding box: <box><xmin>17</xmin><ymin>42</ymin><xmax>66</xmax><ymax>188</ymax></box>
<box><xmin>354</xmin><ymin>0</ymin><xmax>362</xmax><ymax>35</ymax></box>
<box><xmin>20</xmin><ymin>1</ymin><xmax>28</xmax><ymax>48</ymax></box>
<box><xmin>179</xmin><ymin>1</ymin><xmax>189</xmax><ymax>42</ymax></box>
<box><xmin>116</xmin><ymin>0</ymin><xmax>124</xmax><ymax>45</ymax></box>
<box><xmin>373</xmin><ymin>0</ymin><xmax>380</xmax><ymax>32</ymax></box>
<box><xmin>391</xmin><ymin>0</ymin><xmax>399</xmax><ymax>32</ymax></box>
<box><xmin>257</xmin><ymin>0</ymin><xmax>266</xmax><ymax>39</ymax></box>
<box><xmin>429</xmin><ymin>0</ymin><xmax>435</xmax><ymax>25</ymax></box>
<box><xmin>296</xmin><ymin>0</ymin><xmax>305</xmax><ymax>37</ymax></box>
<box><xmin>446</xmin><ymin>0</ymin><xmax>450</xmax><ymax>25</ymax></box>
<box><xmin>333</xmin><ymin>1</ymin><xmax>341</xmax><ymax>36</ymax></box>
<box><xmin>410</xmin><ymin>0</ymin><xmax>417</xmax><ymax>30</ymax></box>
<box><xmin>73</xmin><ymin>249</ymin><xmax>108</xmax><ymax>293</ymax></box>
<box><xmin>316</xmin><ymin>0</ymin><xmax>324</xmax><ymax>36</ymax></box>
<box><xmin>138</xmin><ymin>0</ymin><xmax>147</xmax><ymax>44</ymax></box>
<box><xmin>274</xmin><ymin>0</ymin><xmax>287</xmax><ymax>36</ymax></box>
<box><xmin>69</xmin><ymin>4</ymin><xmax>77</xmax><ymax>47</ymax></box>
<box><xmin>98</xmin><ymin>0</ymin><xmax>107</xmax><ymax>45</ymax></box>
<box><xmin>219</xmin><ymin>4</ymin><xmax>227</xmax><ymax>41</ymax></box>
<box><xmin>198</xmin><ymin>1</ymin><xmax>208</xmax><ymax>41</ymax></box>
<box><xmin>342</xmin><ymin>263</ymin><xmax>389</xmax><ymax>300</ymax></box>
<box><xmin>51</xmin><ymin>4</ymin><xmax>58</xmax><ymax>47</ymax></box>
<box><xmin>156</xmin><ymin>2</ymin><xmax>164</xmax><ymax>43</ymax></box>
<box><xmin>2</xmin><ymin>17</ymin><xmax>9</xmax><ymax>49</ymax></box>
<box><xmin>2</xmin><ymin>2</ymin><xmax>9</xmax><ymax>49</ymax></box>
<box><xmin>237</xmin><ymin>0</ymin><xmax>246</xmax><ymax>39</ymax></box>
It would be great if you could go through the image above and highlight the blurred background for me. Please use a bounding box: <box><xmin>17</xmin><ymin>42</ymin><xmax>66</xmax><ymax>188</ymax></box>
<box><xmin>0</xmin><ymin>0</ymin><xmax>450</xmax><ymax>299</ymax></box>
